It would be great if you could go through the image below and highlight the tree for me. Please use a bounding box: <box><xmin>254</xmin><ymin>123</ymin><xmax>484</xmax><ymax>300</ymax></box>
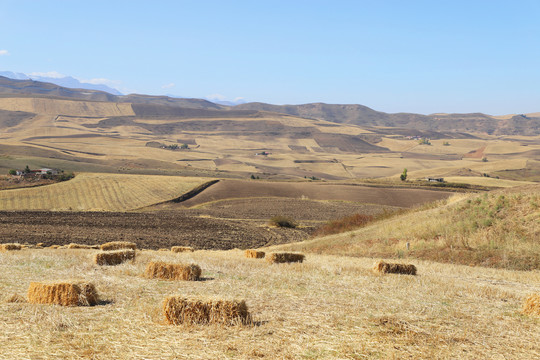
<box><xmin>180</xmin><ymin>143</ymin><xmax>189</xmax><ymax>149</ymax></box>
<box><xmin>8</xmin><ymin>169</ymin><xmax>16</xmax><ymax>175</ymax></box>
<box><xmin>400</xmin><ymin>168</ymin><xmax>407</xmax><ymax>181</ymax></box>
<box><xmin>24</xmin><ymin>165</ymin><xmax>30</xmax><ymax>173</ymax></box>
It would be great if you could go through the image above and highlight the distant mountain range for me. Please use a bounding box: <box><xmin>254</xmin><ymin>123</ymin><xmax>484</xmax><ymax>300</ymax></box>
<box><xmin>0</xmin><ymin>74</ymin><xmax>538</xmax><ymax>136</ymax></box>
<box><xmin>0</xmin><ymin>71</ymin><xmax>123</xmax><ymax>95</ymax></box>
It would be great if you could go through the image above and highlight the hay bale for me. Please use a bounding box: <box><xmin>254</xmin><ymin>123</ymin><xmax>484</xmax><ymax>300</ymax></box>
<box><xmin>27</xmin><ymin>281</ymin><xmax>98</xmax><ymax>306</ymax></box>
<box><xmin>522</xmin><ymin>294</ymin><xmax>540</xmax><ymax>316</ymax></box>
<box><xmin>145</xmin><ymin>261</ymin><xmax>201</xmax><ymax>281</ymax></box>
<box><xmin>0</xmin><ymin>243</ymin><xmax>22</xmax><ymax>252</ymax></box>
<box><xmin>100</xmin><ymin>241</ymin><xmax>137</xmax><ymax>251</ymax></box>
<box><xmin>36</xmin><ymin>243</ymin><xmax>44</xmax><ymax>247</ymax></box>
<box><xmin>266</xmin><ymin>252</ymin><xmax>305</xmax><ymax>264</ymax></box>
<box><xmin>373</xmin><ymin>260</ymin><xmax>417</xmax><ymax>275</ymax></box>
<box><xmin>171</xmin><ymin>246</ymin><xmax>194</xmax><ymax>253</ymax></box>
<box><xmin>245</xmin><ymin>249</ymin><xmax>265</xmax><ymax>259</ymax></box>
<box><xmin>67</xmin><ymin>243</ymin><xmax>98</xmax><ymax>249</ymax></box>
<box><xmin>94</xmin><ymin>249</ymin><xmax>135</xmax><ymax>266</ymax></box>
<box><xmin>48</xmin><ymin>245</ymin><xmax>60</xmax><ymax>249</ymax></box>
<box><xmin>163</xmin><ymin>296</ymin><xmax>251</xmax><ymax>325</ymax></box>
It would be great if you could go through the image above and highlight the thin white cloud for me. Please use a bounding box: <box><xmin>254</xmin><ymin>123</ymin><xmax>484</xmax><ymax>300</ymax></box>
<box><xmin>28</xmin><ymin>71</ymin><xmax>66</xmax><ymax>78</ymax></box>
<box><xmin>233</xmin><ymin>97</ymin><xmax>245</xmax><ymax>102</ymax></box>
<box><xmin>0</xmin><ymin>50</ymin><xmax>9</xmax><ymax>56</ymax></box>
<box><xmin>161</xmin><ymin>82</ymin><xmax>175</xmax><ymax>89</ymax></box>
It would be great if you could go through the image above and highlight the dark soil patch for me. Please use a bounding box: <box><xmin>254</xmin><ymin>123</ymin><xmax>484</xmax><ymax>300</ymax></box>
<box><xmin>0</xmin><ymin>211</ymin><xmax>307</xmax><ymax>250</ymax></box>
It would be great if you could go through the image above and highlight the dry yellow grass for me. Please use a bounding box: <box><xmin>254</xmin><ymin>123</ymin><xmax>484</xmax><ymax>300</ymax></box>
<box><xmin>27</xmin><ymin>281</ymin><xmax>98</xmax><ymax>306</ymax></box>
<box><xmin>94</xmin><ymin>249</ymin><xmax>135</xmax><ymax>266</ymax></box>
<box><xmin>0</xmin><ymin>243</ymin><xmax>22</xmax><ymax>251</ymax></box>
<box><xmin>0</xmin><ymin>249</ymin><xmax>539</xmax><ymax>358</ymax></box>
<box><xmin>100</xmin><ymin>241</ymin><xmax>137</xmax><ymax>251</ymax></box>
<box><xmin>144</xmin><ymin>261</ymin><xmax>201</xmax><ymax>281</ymax></box>
<box><xmin>373</xmin><ymin>260</ymin><xmax>417</xmax><ymax>275</ymax></box>
<box><xmin>163</xmin><ymin>296</ymin><xmax>250</xmax><ymax>325</ymax></box>
<box><xmin>245</xmin><ymin>249</ymin><xmax>265</xmax><ymax>258</ymax></box>
<box><xmin>0</xmin><ymin>173</ymin><xmax>213</xmax><ymax>211</ymax></box>
<box><xmin>171</xmin><ymin>246</ymin><xmax>194</xmax><ymax>253</ymax></box>
<box><xmin>266</xmin><ymin>252</ymin><xmax>305</xmax><ymax>264</ymax></box>
<box><xmin>67</xmin><ymin>243</ymin><xmax>99</xmax><ymax>250</ymax></box>
<box><xmin>522</xmin><ymin>294</ymin><xmax>540</xmax><ymax>316</ymax></box>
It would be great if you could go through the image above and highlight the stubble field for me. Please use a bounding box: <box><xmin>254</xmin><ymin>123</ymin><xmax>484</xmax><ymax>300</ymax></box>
<box><xmin>0</xmin><ymin>248</ymin><xmax>539</xmax><ymax>359</ymax></box>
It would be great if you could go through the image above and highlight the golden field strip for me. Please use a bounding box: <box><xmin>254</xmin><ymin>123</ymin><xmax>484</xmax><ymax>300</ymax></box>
<box><xmin>0</xmin><ymin>173</ymin><xmax>211</xmax><ymax>211</ymax></box>
<box><xmin>0</xmin><ymin>248</ymin><xmax>539</xmax><ymax>359</ymax></box>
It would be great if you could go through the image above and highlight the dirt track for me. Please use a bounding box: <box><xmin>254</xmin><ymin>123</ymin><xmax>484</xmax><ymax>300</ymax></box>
<box><xmin>0</xmin><ymin>211</ymin><xmax>307</xmax><ymax>250</ymax></box>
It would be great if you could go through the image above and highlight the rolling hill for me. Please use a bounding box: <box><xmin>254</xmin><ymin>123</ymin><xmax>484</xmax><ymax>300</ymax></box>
<box><xmin>0</xmin><ymin>75</ymin><xmax>538</xmax><ymax>184</ymax></box>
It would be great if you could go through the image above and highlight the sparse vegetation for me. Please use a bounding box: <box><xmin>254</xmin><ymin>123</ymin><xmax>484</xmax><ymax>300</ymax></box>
<box><xmin>313</xmin><ymin>213</ymin><xmax>374</xmax><ymax>237</ymax></box>
<box><xmin>400</xmin><ymin>168</ymin><xmax>407</xmax><ymax>181</ymax></box>
<box><xmin>269</xmin><ymin>215</ymin><xmax>297</xmax><ymax>228</ymax></box>
<box><xmin>443</xmin><ymin>141</ymin><xmax>450</xmax><ymax>146</ymax></box>
<box><xmin>418</xmin><ymin>138</ymin><xmax>431</xmax><ymax>145</ymax></box>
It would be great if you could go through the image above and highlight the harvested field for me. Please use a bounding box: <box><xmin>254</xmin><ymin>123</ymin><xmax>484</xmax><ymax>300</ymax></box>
<box><xmin>0</xmin><ymin>249</ymin><xmax>539</xmax><ymax>358</ymax></box>
<box><xmin>186</xmin><ymin>197</ymin><xmax>398</xmax><ymax>222</ymax></box>
<box><xmin>169</xmin><ymin>179</ymin><xmax>455</xmax><ymax>208</ymax></box>
<box><xmin>0</xmin><ymin>211</ymin><xmax>308</xmax><ymax>250</ymax></box>
<box><xmin>0</xmin><ymin>173</ymin><xmax>212</xmax><ymax>211</ymax></box>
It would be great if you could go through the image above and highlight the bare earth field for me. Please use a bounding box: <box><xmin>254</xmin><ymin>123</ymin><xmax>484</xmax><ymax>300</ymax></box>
<box><xmin>0</xmin><ymin>249</ymin><xmax>539</xmax><ymax>359</ymax></box>
<box><xmin>0</xmin><ymin>211</ymin><xmax>307</xmax><ymax>250</ymax></box>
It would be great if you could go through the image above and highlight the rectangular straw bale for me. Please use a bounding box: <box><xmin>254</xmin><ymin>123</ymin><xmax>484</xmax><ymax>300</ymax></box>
<box><xmin>0</xmin><ymin>243</ymin><xmax>22</xmax><ymax>252</ymax></box>
<box><xmin>245</xmin><ymin>249</ymin><xmax>265</xmax><ymax>259</ymax></box>
<box><xmin>373</xmin><ymin>260</ymin><xmax>417</xmax><ymax>275</ymax></box>
<box><xmin>163</xmin><ymin>296</ymin><xmax>251</xmax><ymax>325</ymax></box>
<box><xmin>145</xmin><ymin>261</ymin><xmax>201</xmax><ymax>281</ymax></box>
<box><xmin>171</xmin><ymin>246</ymin><xmax>194</xmax><ymax>253</ymax></box>
<box><xmin>100</xmin><ymin>241</ymin><xmax>137</xmax><ymax>251</ymax></box>
<box><xmin>266</xmin><ymin>252</ymin><xmax>305</xmax><ymax>264</ymax></box>
<box><xmin>48</xmin><ymin>245</ymin><xmax>60</xmax><ymax>249</ymax></box>
<box><xmin>67</xmin><ymin>243</ymin><xmax>98</xmax><ymax>249</ymax></box>
<box><xmin>522</xmin><ymin>294</ymin><xmax>540</xmax><ymax>316</ymax></box>
<box><xmin>94</xmin><ymin>249</ymin><xmax>135</xmax><ymax>266</ymax></box>
<box><xmin>27</xmin><ymin>281</ymin><xmax>98</xmax><ymax>306</ymax></box>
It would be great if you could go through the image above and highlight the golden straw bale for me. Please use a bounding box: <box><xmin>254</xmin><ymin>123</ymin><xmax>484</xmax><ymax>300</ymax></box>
<box><xmin>0</xmin><ymin>243</ymin><xmax>22</xmax><ymax>252</ymax></box>
<box><xmin>171</xmin><ymin>246</ymin><xmax>194</xmax><ymax>253</ymax></box>
<box><xmin>163</xmin><ymin>296</ymin><xmax>251</xmax><ymax>325</ymax></box>
<box><xmin>145</xmin><ymin>262</ymin><xmax>201</xmax><ymax>281</ymax></box>
<box><xmin>522</xmin><ymin>294</ymin><xmax>540</xmax><ymax>316</ymax></box>
<box><xmin>245</xmin><ymin>250</ymin><xmax>265</xmax><ymax>259</ymax></box>
<box><xmin>94</xmin><ymin>249</ymin><xmax>135</xmax><ymax>266</ymax></box>
<box><xmin>48</xmin><ymin>245</ymin><xmax>60</xmax><ymax>249</ymax></box>
<box><xmin>266</xmin><ymin>252</ymin><xmax>305</xmax><ymax>264</ymax></box>
<box><xmin>36</xmin><ymin>243</ymin><xmax>44</xmax><ymax>247</ymax></box>
<box><xmin>373</xmin><ymin>260</ymin><xmax>417</xmax><ymax>275</ymax></box>
<box><xmin>100</xmin><ymin>241</ymin><xmax>137</xmax><ymax>251</ymax></box>
<box><xmin>27</xmin><ymin>282</ymin><xmax>98</xmax><ymax>306</ymax></box>
<box><xmin>67</xmin><ymin>243</ymin><xmax>98</xmax><ymax>249</ymax></box>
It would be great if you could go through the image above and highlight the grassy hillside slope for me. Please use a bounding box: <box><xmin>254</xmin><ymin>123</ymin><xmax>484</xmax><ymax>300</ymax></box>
<box><xmin>275</xmin><ymin>185</ymin><xmax>540</xmax><ymax>270</ymax></box>
<box><xmin>0</xmin><ymin>173</ymin><xmax>211</xmax><ymax>211</ymax></box>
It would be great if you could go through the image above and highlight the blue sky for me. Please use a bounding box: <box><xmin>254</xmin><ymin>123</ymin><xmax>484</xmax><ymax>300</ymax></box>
<box><xmin>1</xmin><ymin>0</ymin><xmax>539</xmax><ymax>114</ymax></box>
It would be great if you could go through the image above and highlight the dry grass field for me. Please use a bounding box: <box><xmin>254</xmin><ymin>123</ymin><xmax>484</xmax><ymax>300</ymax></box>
<box><xmin>0</xmin><ymin>248</ymin><xmax>539</xmax><ymax>359</ymax></box>
<box><xmin>276</xmin><ymin>185</ymin><xmax>540</xmax><ymax>270</ymax></box>
<box><xmin>0</xmin><ymin>173</ymin><xmax>211</xmax><ymax>211</ymax></box>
